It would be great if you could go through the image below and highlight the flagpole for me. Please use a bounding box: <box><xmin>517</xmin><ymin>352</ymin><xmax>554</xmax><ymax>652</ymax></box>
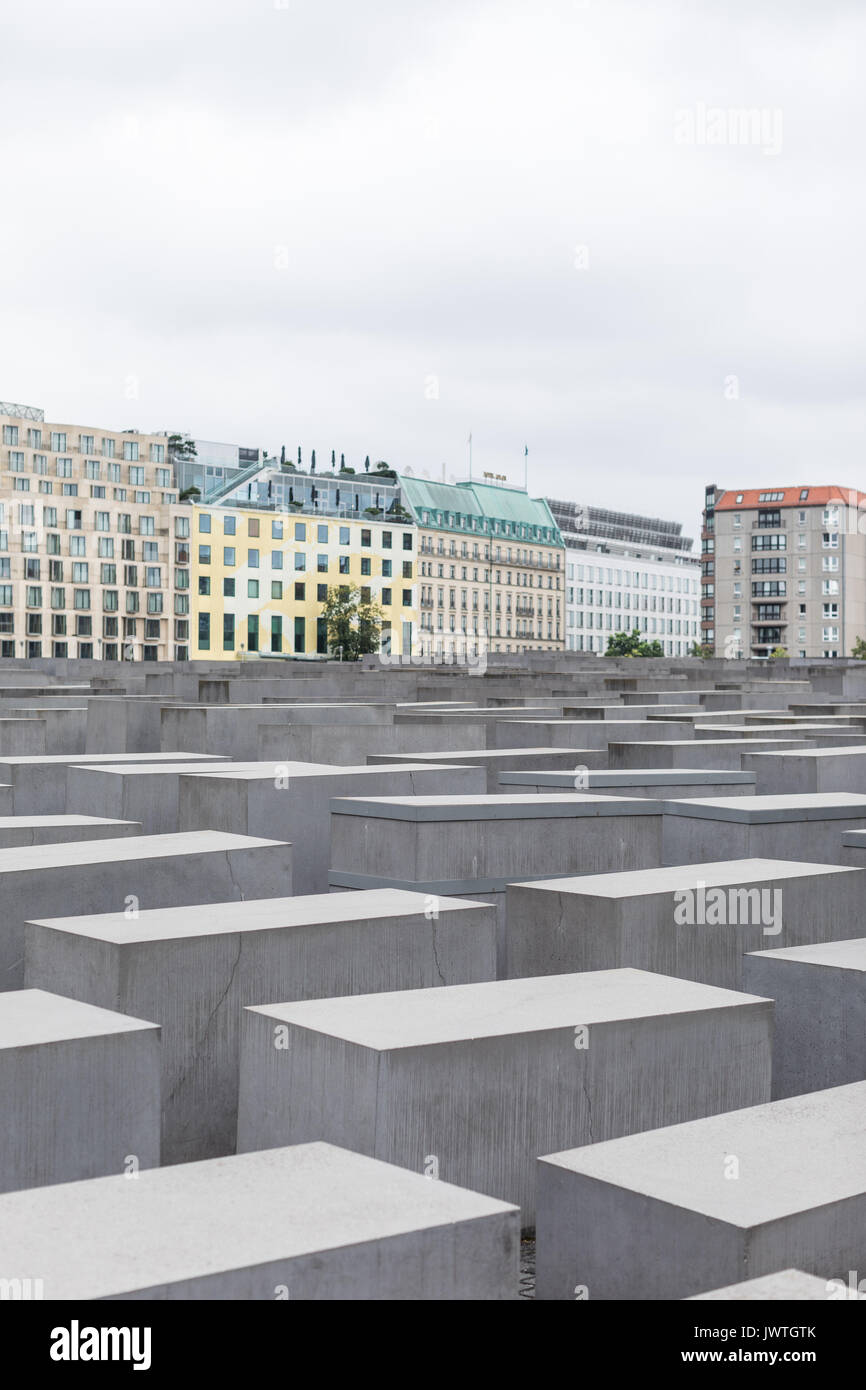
<box><xmin>524</xmin><ymin>444</ymin><xmax>528</xmax><ymax>490</ymax></box>
<box><xmin>468</xmin><ymin>432</ymin><xmax>472</xmax><ymax>479</ymax></box>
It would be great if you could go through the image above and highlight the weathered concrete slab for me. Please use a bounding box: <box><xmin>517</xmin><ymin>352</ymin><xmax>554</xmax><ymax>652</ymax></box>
<box><xmin>67</xmin><ymin>761</ymin><xmax>239</xmax><ymax>834</ymax></box>
<box><xmin>0</xmin><ymin>1143</ymin><xmax>518</xmax><ymax>1299</ymax></box>
<box><xmin>0</xmin><ymin>815</ymin><xmax>141</xmax><ymax>847</ymax></box>
<box><xmin>662</xmin><ymin>793</ymin><xmax>866</xmax><ymax>866</ymax></box>
<box><xmin>0</xmin><ymin>988</ymin><xmax>159</xmax><ymax>1193</ymax></box>
<box><xmin>536</xmin><ymin>1083</ymin><xmax>866</xmax><ymax>1300</ymax></box>
<box><xmin>493</xmin><ymin>719</ymin><xmax>693</xmax><ymax>751</ymax></box>
<box><xmin>0</xmin><ymin>719</ymin><xmax>46</xmax><ymax>756</ymax></box>
<box><xmin>237</xmin><ymin>969</ymin><xmax>772</xmax><ymax>1225</ymax></box>
<box><xmin>0</xmin><ymin>752</ymin><xmax>230</xmax><ymax>815</ymax></box>
<box><xmin>498</xmin><ymin>769</ymin><xmax>756</xmax><ymax>798</ymax></box>
<box><xmin>329</xmin><ymin>793</ymin><xmax>665</xmax><ymax>965</ymax></box>
<box><xmin>506</xmin><ymin>859</ymin><xmax>862</xmax><ymax>989</ymax></box>
<box><xmin>26</xmin><ymin>889</ymin><xmax>497</xmax><ymax>1164</ymax></box>
<box><xmin>0</xmin><ymin>830</ymin><xmax>291</xmax><ymax>989</ymax></box>
<box><xmin>745</xmin><ymin>939</ymin><xmax>866</xmax><ymax>1098</ymax></box>
<box><xmin>742</xmin><ymin>745</ymin><xmax>866</xmax><ymax>796</ymax></box>
<box><xmin>367</xmin><ymin>748</ymin><xmax>608</xmax><ymax>793</ymax></box>
<box><xmin>609</xmin><ymin>738</ymin><xmax>815</xmax><ymax>772</ymax></box>
<box><xmin>178</xmin><ymin>762</ymin><xmax>487</xmax><ymax>895</ymax></box>
<box><xmin>689</xmin><ymin>1269</ymin><xmax>864</xmax><ymax>1300</ymax></box>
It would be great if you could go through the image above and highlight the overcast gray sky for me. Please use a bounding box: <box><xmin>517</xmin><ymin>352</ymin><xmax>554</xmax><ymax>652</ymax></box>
<box><xmin>2</xmin><ymin>0</ymin><xmax>865</xmax><ymax>543</ymax></box>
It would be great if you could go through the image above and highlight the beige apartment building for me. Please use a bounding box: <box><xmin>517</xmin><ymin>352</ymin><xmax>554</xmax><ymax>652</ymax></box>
<box><xmin>399</xmin><ymin>476</ymin><xmax>565</xmax><ymax>655</ymax></box>
<box><xmin>702</xmin><ymin>483</ymin><xmax>866</xmax><ymax>659</ymax></box>
<box><xmin>0</xmin><ymin>401</ymin><xmax>189</xmax><ymax>660</ymax></box>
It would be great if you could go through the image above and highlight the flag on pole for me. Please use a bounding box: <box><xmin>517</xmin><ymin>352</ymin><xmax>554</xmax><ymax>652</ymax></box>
<box><xmin>524</xmin><ymin>444</ymin><xmax>528</xmax><ymax>457</ymax></box>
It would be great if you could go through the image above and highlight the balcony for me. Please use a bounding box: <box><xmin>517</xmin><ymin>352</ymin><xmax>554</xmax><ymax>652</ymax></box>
<box><xmin>752</xmin><ymin>518</ymin><xmax>787</xmax><ymax>528</ymax></box>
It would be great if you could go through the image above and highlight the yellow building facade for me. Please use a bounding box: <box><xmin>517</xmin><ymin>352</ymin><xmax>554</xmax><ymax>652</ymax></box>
<box><xmin>190</xmin><ymin>503</ymin><xmax>417</xmax><ymax>659</ymax></box>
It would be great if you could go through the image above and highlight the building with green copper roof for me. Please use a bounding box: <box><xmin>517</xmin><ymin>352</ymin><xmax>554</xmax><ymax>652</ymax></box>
<box><xmin>398</xmin><ymin>474</ymin><xmax>565</xmax><ymax>655</ymax></box>
<box><xmin>398</xmin><ymin>475</ymin><xmax>563</xmax><ymax>547</ymax></box>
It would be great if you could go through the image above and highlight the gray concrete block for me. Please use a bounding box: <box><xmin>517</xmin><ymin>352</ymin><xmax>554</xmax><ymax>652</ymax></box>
<box><xmin>743</xmin><ymin>746</ymin><xmax>866</xmax><ymax>796</ymax></box>
<box><xmin>0</xmin><ymin>988</ymin><xmax>159</xmax><ymax>1193</ymax></box>
<box><xmin>329</xmin><ymin>793</ymin><xmax>665</xmax><ymax>966</ymax></box>
<box><xmin>0</xmin><ymin>830</ymin><xmax>291</xmax><ymax>989</ymax></box>
<box><xmin>6</xmin><ymin>706</ymin><xmax>87</xmax><ymax>754</ymax></box>
<box><xmin>178</xmin><ymin>762</ymin><xmax>488</xmax><ymax>895</ymax></box>
<box><xmin>498</xmin><ymin>769</ymin><xmax>756</xmax><ymax>798</ymax></box>
<box><xmin>609</xmin><ymin>738</ymin><xmax>814</xmax><ymax>772</ymax></box>
<box><xmin>0</xmin><ymin>719</ymin><xmax>46</xmax><ymax>755</ymax></box>
<box><xmin>26</xmin><ymin>889</ymin><xmax>497</xmax><ymax>1164</ymax></box>
<box><xmin>67</xmin><ymin>761</ymin><xmax>238</xmax><ymax>833</ymax></box>
<box><xmin>662</xmin><ymin>793</ymin><xmax>866</xmax><ymax>867</ymax></box>
<box><xmin>236</xmin><ymin>969</ymin><xmax>773</xmax><ymax>1225</ymax></box>
<box><xmin>536</xmin><ymin>1082</ymin><xmax>866</xmax><ymax>1300</ymax></box>
<box><xmin>494</xmin><ymin>719</ymin><xmax>692</xmax><ymax>751</ymax></box>
<box><xmin>366</xmin><ymin>747</ymin><xmax>607</xmax><ymax>793</ymax></box>
<box><xmin>0</xmin><ymin>752</ymin><xmax>230</xmax><ymax>815</ymax></box>
<box><xmin>744</xmin><ymin>939</ymin><xmax>866</xmax><ymax>1098</ymax></box>
<box><xmin>688</xmin><ymin>1269</ymin><xmax>864</xmax><ymax>1300</ymax></box>
<box><xmin>0</xmin><ymin>815</ymin><xmax>141</xmax><ymax>847</ymax></box>
<box><xmin>0</xmin><ymin>1143</ymin><xmax>518</xmax><ymax>1299</ymax></box>
<box><xmin>506</xmin><ymin>859</ymin><xmax>862</xmax><ymax>989</ymax></box>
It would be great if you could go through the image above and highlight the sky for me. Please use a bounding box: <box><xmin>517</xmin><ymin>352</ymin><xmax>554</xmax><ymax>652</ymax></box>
<box><xmin>1</xmin><ymin>0</ymin><xmax>865</xmax><ymax>546</ymax></box>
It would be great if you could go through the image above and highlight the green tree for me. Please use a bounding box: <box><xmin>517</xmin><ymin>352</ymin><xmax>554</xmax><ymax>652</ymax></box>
<box><xmin>167</xmin><ymin>433</ymin><xmax>197</xmax><ymax>459</ymax></box>
<box><xmin>606</xmin><ymin>629</ymin><xmax>664</xmax><ymax>657</ymax></box>
<box><xmin>853</xmin><ymin>637</ymin><xmax>866</xmax><ymax>660</ymax></box>
<box><xmin>321</xmin><ymin>585</ymin><xmax>384</xmax><ymax>661</ymax></box>
<box><xmin>178</xmin><ymin>485</ymin><xmax>200</xmax><ymax>501</ymax></box>
<box><xmin>770</xmin><ymin>646</ymin><xmax>789</xmax><ymax>659</ymax></box>
<box><xmin>689</xmin><ymin>641</ymin><xmax>713</xmax><ymax>658</ymax></box>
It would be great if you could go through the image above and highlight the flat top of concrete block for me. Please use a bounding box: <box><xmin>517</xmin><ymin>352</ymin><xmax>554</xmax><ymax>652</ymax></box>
<box><xmin>76</xmin><ymin>761</ymin><xmax>239</xmax><ymax>778</ymax></box>
<box><xmin>696</xmin><ymin>723</ymin><xmax>850</xmax><ymax>733</ymax></box>
<box><xmin>373</xmin><ymin>747</ymin><xmax>593</xmax><ymax>762</ymax></box>
<box><xmin>664</xmin><ymin>792</ymin><xmax>866</xmax><ymax>823</ymax></box>
<box><xmin>5</xmin><ymin>705</ymin><xmax>88</xmax><ymax>712</ymax></box>
<box><xmin>330</xmin><ymin>793</ymin><xmax>663</xmax><ymax>820</ymax></box>
<box><xmin>0</xmin><ymin>815</ymin><xmax>139</xmax><ymax>828</ymax></box>
<box><xmin>499</xmin><ymin>770</ymin><xmax>756</xmax><ymax>787</ymax></box>
<box><xmin>30</xmin><ymin>888</ymin><xmax>491</xmax><ymax>944</ymax></box>
<box><xmin>540</xmin><ymin>1082</ymin><xmax>866</xmax><ymax>1226</ymax></box>
<box><xmin>194</xmin><ymin>761</ymin><xmax>479</xmax><ymax>783</ymax></box>
<box><xmin>495</xmin><ymin>719</ymin><xmax>653</xmax><ymax>728</ymax></box>
<box><xmin>745</xmin><ymin>745</ymin><xmax>866</xmax><ymax>760</ymax></box>
<box><xmin>247</xmin><ymin>968</ymin><xmax>769</xmax><ymax>1050</ymax></box>
<box><xmin>843</xmin><ymin>830</ymin><xmax>866</xmax><ymax>845</ymax></box>
<box><xmin>607</xmin><ymin>738</ymin><xmax>809</xmax><ymax>749</ymax></box>
<box><xmin>0</xmin><ymin>752</ymin><xmax>231</xmax><ymax>768</ymax></box>
<box><xmin>747</xmin><ymin>937</ymin><xmax>866</xmax><ymax>971</ymax></box>
<box><xmin>0</xmin><ymin>1142</ymin><xmax>517</xmax><ymax>1298</ymax></box>
<box><xmin>0</xmin><ymin>988</ymin><xmax>157</xmax><ymax>1047</ymax></box>
<box><xmin>0</xmin><ymin>829</ymin><xmax>286</xmax><ymax>873</ymax></box>
<box><xmin>511</xmin><ymin>857</ymin><xmax>856</xmax><ymax>900</ymax></box>
<box><xmin>689</xmin><ymin>1270</ymin><xmax>863</xmax><ymax>1301</ymax></box>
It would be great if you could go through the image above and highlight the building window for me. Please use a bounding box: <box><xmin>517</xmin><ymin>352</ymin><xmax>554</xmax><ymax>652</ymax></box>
<box><xmin>198</xmin><ymin>613</ymin><xmax>210</xmax><ymax>650</ymax></box>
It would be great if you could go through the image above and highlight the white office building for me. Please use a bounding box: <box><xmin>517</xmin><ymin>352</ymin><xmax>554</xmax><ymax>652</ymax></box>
<box><xmin>547</xmin><ymin>499</ymin><xmax>701</xmax><ymax>656</ymax></box>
